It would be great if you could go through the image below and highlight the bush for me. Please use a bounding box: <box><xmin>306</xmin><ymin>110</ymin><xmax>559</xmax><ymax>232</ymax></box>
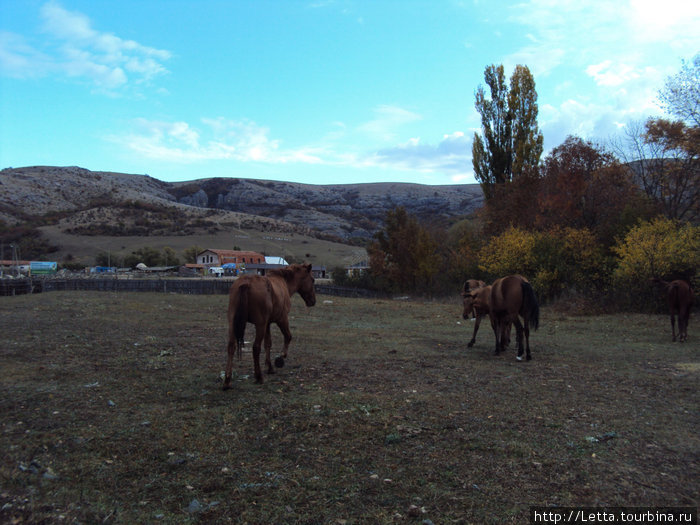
<box><xmin>612</xmin><ymin>216</ymin><xmax>699</xmax><ymax>310</ymax></box>
<box><xmin>477</xmin><ymin>226</ymin><xmax>609</xmax><ymax>303</ymax></box>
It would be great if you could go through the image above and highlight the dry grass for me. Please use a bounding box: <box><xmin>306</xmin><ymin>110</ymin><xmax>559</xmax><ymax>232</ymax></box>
<box><xmin>0</xmin><ymin>292</ymin><xmax>698</xmax><ymax>524</ymax></box>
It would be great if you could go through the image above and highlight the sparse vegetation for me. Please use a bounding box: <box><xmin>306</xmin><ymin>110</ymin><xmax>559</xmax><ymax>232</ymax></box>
<box><xmin>0</xmin><ymin>292</ymin><xmax>697</xmax><ymax>523</ymax></box>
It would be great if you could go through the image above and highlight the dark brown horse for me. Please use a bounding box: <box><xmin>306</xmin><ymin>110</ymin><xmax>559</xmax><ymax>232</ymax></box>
<box><xmin>489</xmin><ymin>275</ymin><xmax>539</xmax><ymax>360</ymax></box>
<box><xmin>223</xmin><ymin>264</ymin><xmax>316</xmax><ymax>388</ymax></box>
<box><xmin>653</xmin><ymin>278</ymin><xmax>693</xmax><ymax>342</ymax></box>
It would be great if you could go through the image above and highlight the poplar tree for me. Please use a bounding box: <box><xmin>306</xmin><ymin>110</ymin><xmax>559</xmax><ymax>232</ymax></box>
<box><xmin>472</xmin><ymin>64</ymin><xmax>543</xmax><ymax>200</ymax></box>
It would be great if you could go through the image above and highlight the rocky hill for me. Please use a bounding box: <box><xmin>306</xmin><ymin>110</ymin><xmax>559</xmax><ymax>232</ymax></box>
<box><xmin>1</xmin><ymin>166</ymin><xmax>484</xmax><ymax>242</ymax></box>
<box><xmin>170</xmin><ymin>177</ymin><xmax>483</xmax><ymax>241</ymax></box>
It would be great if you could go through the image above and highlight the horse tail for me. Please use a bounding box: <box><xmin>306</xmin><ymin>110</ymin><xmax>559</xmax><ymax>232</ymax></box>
<box><xmin>521</xmin><ymin>280</ymin><xmax>540</xmax><ymax>331</ymax></box>
<box><xmin>233</xmin><ymin>283</ymin><xmax>249</xmax><ymax>348</ymax></box>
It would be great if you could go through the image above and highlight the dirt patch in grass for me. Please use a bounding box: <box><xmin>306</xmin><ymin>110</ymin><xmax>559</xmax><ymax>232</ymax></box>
<box><xmin>1</xmin><ymin>292</ymin><xmax>698</xmax><ymax>523</ymax></box>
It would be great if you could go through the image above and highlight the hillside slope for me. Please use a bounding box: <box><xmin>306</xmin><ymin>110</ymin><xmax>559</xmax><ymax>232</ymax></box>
<box><xmin>0</xmin><ymin>166</ymin><xmax>483</xmax><ymax>266</ymax></box>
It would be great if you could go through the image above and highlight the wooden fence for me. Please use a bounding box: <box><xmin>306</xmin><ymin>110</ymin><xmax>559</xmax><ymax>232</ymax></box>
<box><xmin>2</xmin><ymin>278</ymin><xmax>384</xmax><ymax>299</ymax></box>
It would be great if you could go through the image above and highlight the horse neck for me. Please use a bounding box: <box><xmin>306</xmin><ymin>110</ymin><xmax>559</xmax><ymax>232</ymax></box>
<box><xmin>273</xmin><ymin>270</ymin><xmax>299</xmax><ymax>297</ymax></box>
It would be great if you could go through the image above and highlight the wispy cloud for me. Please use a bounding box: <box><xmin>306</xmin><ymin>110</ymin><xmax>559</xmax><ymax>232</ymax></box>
<box><xmin>504</xmin><ymin>0</ymin><xmax>699</xmax><ymax>149</ymax></box>
<box><xmin>0</xmin><ymin>1</ymin><xmax>171</xmax><ymax>92</ymax></box>
<box><xmin>357</xmin><ymin>105</ymin><xmax>422</xmax><ymax>142</ymax></box>
<box><xmin>113</xmin><ymin>114</ymin><xmax>474</xmax><ymax>181</ymax></box>
<box><xmin>365</xmin><ymin>132</ymin><xmax>471</xmax><ymax>181</ymax></box>
<box><xmin>113</xmin><ymin>117</ymin><xmax>325</xmax><ymax>165</ymax></box>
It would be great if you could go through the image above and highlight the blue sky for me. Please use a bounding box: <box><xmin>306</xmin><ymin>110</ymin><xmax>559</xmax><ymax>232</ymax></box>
<box><xmin>1</xmin><ymin>1</ymin><xmax>698</xmax><ymax>185</ymax></box>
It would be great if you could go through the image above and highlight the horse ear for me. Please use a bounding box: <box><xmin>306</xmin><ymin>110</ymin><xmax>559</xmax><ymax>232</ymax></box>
<box><xmin>304</xmin><ymin>263</ymin><xmax>312</xmax><ymax>273</ymax></box>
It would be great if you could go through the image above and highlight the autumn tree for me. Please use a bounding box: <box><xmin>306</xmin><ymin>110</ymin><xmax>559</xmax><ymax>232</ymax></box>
<box><xmin>183</xmin><ymin>245</ymin><xmax>203</xmax><ymax>264</ymax></box>
<box><xmin>613</xmin><ymin>217</ymin><xmax>699</xmax><ymax>283</ymax></box>
<box><xmin>536</xmin><ymin>136</ymin><xmax>645</xmax><ymax>247</ymax></box>
<box><xmin>659</xmin><ymin>53</ymin><xmax>699</xmax><ymax>126</ymax></box>
<box><xmin>614</xmin><ymin>57</ymin><xmax>699</xmax><ymax>222</ymax></box>
<box><xmin>472</xmin><ymin>64</ymin><xmax>543</xmax><ymax>200</ymax></box>
<box><xmin>643</xmin><ymin>119</ymin><xmax>699</xmax><ymax>222</ymax></box>
<box><xmin>367</xmin><ymin>207</ymin><xmax>440</xmax><ymax>293</ymax></box>
<box><xmin>613</xmin><ymin>216</ymin><xmax>699</xmax><ymax>309</ymax></box>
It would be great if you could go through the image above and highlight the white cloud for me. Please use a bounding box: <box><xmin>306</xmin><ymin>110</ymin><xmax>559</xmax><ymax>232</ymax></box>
<box><xmin>113</xmin><ymin>115</ymin><xmax>475</xmax><ymax>182</ymax></box>
<box><xmin>115</xmin><ymin>117</ymin><xmax>325</xmax><ymax>165</ymax></box>
<box><xmin>0</xmin><ymin>2</ymin><xmax>170</xmax><ymax>92</ymax></box>
<box><xmin>0</xmin><ymin>31</ymin><xmax>52</xmax><ymax>78</ymax></box>
<box><xmin>365</xmin><ymin>131</ymin><xmax>472</xmax><ymax>178</ymax></box>
<box><xmin>357</xmin><ymin>105</ymin><xmax>422</xmax><ymax>142</ymax></box>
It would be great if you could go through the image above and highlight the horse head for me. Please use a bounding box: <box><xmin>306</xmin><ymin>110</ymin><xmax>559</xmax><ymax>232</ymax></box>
<box><xmin>461</xmin><ymin>290</ymin><xmax>479</xmax><ymax>320</ymax></box>
<box><xmin>296</xmin><ymin>263</ymin><xmax>317</xmax><ymax>307</ymax></box>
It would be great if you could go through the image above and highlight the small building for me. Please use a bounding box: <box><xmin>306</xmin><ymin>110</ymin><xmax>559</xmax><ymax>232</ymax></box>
<box><xmin>0</xmin><ymin>260</ymin><xmax>31</xmax><ymax>276</ymax></box>
<box><xmin>346</xmin><ymin>261</ymin><xmax>370</xmax><ymax>277</ymax></box>
<box><xmin>265</xmin><ymin>256</ymin><xmax>289</xmax><ymax>265</ymax></box>
<box><xmin>197</xmin><ymin>249</ymin><xmax>265</xmax><ymax>268</ymax></box>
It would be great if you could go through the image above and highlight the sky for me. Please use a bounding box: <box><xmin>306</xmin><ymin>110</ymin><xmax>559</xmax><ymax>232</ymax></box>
<box><xmin>1</xmin><ymin>1</ymin><xmax>699</xmax><ymax>186</ymax></box>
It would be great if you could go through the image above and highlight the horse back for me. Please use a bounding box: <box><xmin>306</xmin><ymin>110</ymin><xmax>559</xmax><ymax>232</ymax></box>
<box><xmin>669</xmin><ymin>280</ymin><xmax>693</xmax><ymax>313</ymax></box>
<box><xmin>490</xmin><ymin>275</ymin><xmax>526</xmax><ymax>315</ymax></box>
<box><xmin>263</xmin><ymin>273</ymin><xmax>292</xmax><ymax>322</ymax></box>
<box><xmin>229</xmin><ymin>275</ymin><xmax>274</xmax><ymax>325</ymax></box>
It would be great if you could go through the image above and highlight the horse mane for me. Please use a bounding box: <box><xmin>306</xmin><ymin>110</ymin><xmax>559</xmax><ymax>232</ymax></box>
<box><xmin>268</xmin><ymin>266</ymin><xmax>296</xmax><ymax>282</ymax></box>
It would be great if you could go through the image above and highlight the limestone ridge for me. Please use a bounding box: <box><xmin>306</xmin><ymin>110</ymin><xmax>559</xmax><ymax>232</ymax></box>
<box><xmin>1</xmin><ymin>166</ymin><xmax>484</xmax><ymax>240</ymax></box>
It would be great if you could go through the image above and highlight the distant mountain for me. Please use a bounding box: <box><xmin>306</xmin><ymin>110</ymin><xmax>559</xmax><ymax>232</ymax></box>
<box><xmin>1</xmin><ymin>166</ymin><xmax>484</xmax><ymax>242</ymax></box>
<box><xmin>169</xmin><ymin>177</ymin><xmax>484</xmax><ymax>241</ymax></box>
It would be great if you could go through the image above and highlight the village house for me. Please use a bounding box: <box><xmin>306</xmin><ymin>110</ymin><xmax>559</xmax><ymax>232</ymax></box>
<box><xmin>196</xmin><ymin>249</ymin><xmax>265</xmax><ymax>268</ymax></box>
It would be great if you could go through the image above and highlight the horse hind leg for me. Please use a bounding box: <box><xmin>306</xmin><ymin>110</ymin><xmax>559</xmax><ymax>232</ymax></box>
<box><xmin>670</xmin><ymin>313</ymin><xmax>677</xmax><ymax>342</ymax></box>
<box><xmin>264</xmin><ymin>323</ymin><xmax>274</xmax><ymax>374</ymax></box>
<box><xmin>252</xmin><ymin>325</ymin><xmax>266</xmax><ymax>384</ymax></box>
<box><xmin>679</xmin><ymin>309</ymin><xmax>689</xmax><ymax>342</ymax></box>
<box><xmin>523</xmin><ymin>321</ymin><xmax>532</xmax><ymax>361</ymax></box>
<box><xmin>223</xmin><ymin>339</ymin><xmax>237</xmax><ymax>390</ymax></box>
<box><xmin>513</xmin><ymin>318</ymin><xmax>525</xmax><ymax>361</ymax></box>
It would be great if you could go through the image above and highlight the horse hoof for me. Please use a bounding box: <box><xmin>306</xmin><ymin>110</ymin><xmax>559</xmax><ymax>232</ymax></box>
<box><xmin>222</xmin><ymin>383</ymin><xmax>232</xmax><ymax>391</ymax></box>
<box><xmin>516</xmin><ymin>355</ymin><xmax>523</xmax><ymax>361</ymax></box>
<box><xmin>275</xmin><ymin>356</ymin><xmax>285</xmax><ymax>368</ymax></box>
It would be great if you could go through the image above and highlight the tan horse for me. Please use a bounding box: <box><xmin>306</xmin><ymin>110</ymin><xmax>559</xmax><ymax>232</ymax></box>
<box><xmin>490</xmin><ymin>275</ymin><xmax>539</xmax><ymax>361</ymax></box>
<box><xmin>462</xmin><ymin>283</ymin><xmax>511</xmax><ymax>350</ymax></box>
<box><xmin>223</xmin><ymin>264</ymin><xmax>316</xmax><ymax>388</ymax></box>
<box><xmin>462</xmin><ymin>284</ymin><xmax>493</xmax><ymax>348</ymax></box>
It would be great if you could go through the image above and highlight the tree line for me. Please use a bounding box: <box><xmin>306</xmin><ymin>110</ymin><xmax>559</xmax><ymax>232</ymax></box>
<box><xmin>340</xmin><ymin>58</ymin><xmax>699</xmax><ymax>311</ymax></box>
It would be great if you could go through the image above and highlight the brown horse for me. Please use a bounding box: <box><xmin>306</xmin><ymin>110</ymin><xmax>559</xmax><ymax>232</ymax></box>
<box><xmin>223</xmin><ymin>264</ymin><xmax>316</xmax><ymax>388</ymax></box>
<box><xmin>653</xmin><ymin>278</ymin><xmax>693</xmax><ymax>342</ymax></box>
<box><xmin>462</xmin><ymin>284</ymin><xmax>493</xmax><ymax>348</ymax></box>
<box><xmin>489</xmin><ymin>275</ymin><xmax>539</xmax><ymax>360</ymax></box>
<box><xmin>462</xmin><ymin>279</ymin><xmax>486</xmax><ymax>294</ymax></box>
<box><xmin>462</xmin><ymin>284</ymin><xmax>511</xmax><ymax>349</ymax></box>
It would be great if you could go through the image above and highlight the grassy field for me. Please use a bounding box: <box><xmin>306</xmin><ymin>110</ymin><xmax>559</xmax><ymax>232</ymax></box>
<box><xmin>39</xmin><ymin>222</ymin><xmax>367</xmax><ymax>269</ymax></box>
<box><xmin>0</xmin><ymin>291</ymin><xmax>697</xmax><ymax>524</ymax></box>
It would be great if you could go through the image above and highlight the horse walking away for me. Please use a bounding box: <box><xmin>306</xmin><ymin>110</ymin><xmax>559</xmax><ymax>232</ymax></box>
<box><xmin>223</xmin><ymin>263</ymin><xmax>316</xmax><ymax>388</ymax></box>
<box><xmin>490</xmin><ymin>275</ymin><xmax>539</xmax><ymax>361</ymax></box>
<box><xmin>652</xmin><ymin>278</ymin><xmax>693</xmax><ymax>342</ymax></box>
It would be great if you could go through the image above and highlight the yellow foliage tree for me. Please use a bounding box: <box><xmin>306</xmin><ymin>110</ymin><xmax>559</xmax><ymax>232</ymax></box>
<box><xmin>613</xmin><ymin>217</ymin><xmax>699</xmax><ymax>284</ymax></box>
<box><xmin>478</xmin><ymin>226</ymin><xmax>537</xmax><ymax>277</ymax></box>
<box><xmin>478</xmin><ymin>226</ymin><xmax>608</xmax><ymax>301</ymax></box>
